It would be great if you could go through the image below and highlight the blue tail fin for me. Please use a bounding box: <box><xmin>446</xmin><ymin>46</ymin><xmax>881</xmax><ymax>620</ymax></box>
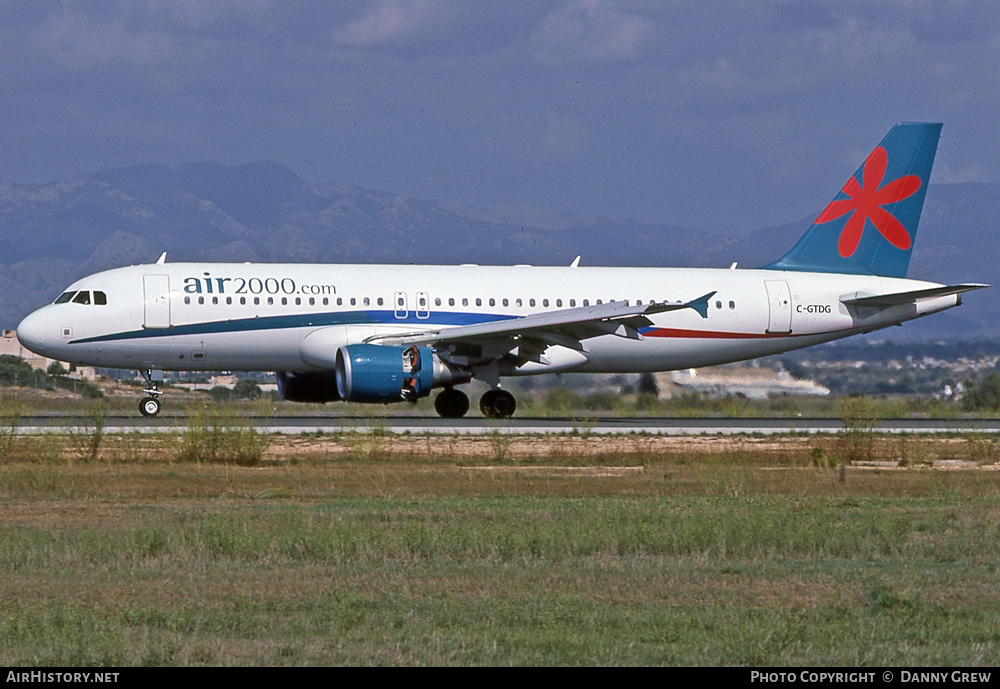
<box><xmin>765</xmin><ymin>122</ymin><xmax>941</xmax><ymax>278</ymax></box>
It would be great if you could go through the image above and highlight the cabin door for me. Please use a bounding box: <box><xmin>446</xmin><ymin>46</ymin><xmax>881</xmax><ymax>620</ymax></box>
<box><xmin>764</xmin><ymin>280</ymin><xmax>792</xmax><ymax>334</ymax></box>
<box><xmin>143</xmin><ymin>274</ymin><xmax>172</xmax><ymax>329</ymax></box>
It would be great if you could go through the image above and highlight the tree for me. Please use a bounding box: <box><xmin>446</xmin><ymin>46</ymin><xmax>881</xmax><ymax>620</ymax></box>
<box><xmin>962</xmin><ymin>372</ymin><xmax>1000</xmax><ymax>411</ymax></box>
<box><xmin>637</xmin><ymin>372</ymin><xmax>659</xmax><ymax>397</ymax></box>
<box><xmin>232</xmin><ymin>379</ymin><xmax>263</xmax><ymax>400</ymax></box>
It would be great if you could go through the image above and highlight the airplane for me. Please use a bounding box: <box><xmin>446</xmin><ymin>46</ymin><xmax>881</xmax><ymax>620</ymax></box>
<box><xmin>14</xmin><ymin>122</ymin><xmax>986</xmax><ymax>419</ymax></box>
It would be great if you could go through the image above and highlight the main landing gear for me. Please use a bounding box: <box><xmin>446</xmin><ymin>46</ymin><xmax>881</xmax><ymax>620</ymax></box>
<box><xmin>480</xmin><ymin>388</ymin><xmax>516</xmax><ymax>419</ymax></box>
<box><xmin>434</xmin><ymin>388</ymin><xmax>470</xmax><ymax>418</ymax></box>
<box><xmin>139</xmin><ymin>368</ymin><xmax>164</xmax><ymax>417</ymax></box>
<box><xmin>433</xmin><ymin>387</ymin><xmax>517</xmax><ymax>419</ymax></box>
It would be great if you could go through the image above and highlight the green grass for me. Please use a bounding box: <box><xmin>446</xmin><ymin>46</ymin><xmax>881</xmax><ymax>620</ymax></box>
<box><xmin>2</xmin><ymin>437</ymin><xmax>999</xmax><ymax>666</ymax></box>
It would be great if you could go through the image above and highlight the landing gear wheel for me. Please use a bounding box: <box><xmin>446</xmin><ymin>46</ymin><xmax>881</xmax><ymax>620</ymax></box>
<box><xmin>434</xmin><ymin>388</ymin><xmax>470</xmax><ymax>418</ymax></box>
<box><xmin>139</xmin><ymin>396</ymin><xmax>161</xmax><ymax>417</ymax></box>
<box><xmin>480</xmin><ymin>389</ymin><xmax>516</xmax><ymax>419</ymax></box>
<box><xmin>138</xmin><ymin>368</ymin><xmax>165</xmax><ymax>418</ymax></box>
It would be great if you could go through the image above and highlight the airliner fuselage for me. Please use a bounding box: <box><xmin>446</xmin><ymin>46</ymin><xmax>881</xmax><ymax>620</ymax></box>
<box><xmin>17</xmin><ymin>261</ymin><xmax>961</xmax><ymax>372</ymax></box>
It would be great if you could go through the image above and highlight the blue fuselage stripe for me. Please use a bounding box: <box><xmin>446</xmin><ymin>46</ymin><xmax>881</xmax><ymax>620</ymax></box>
<box><xmin>71</xmin><ymin>309</ymin><xmax>515</xmax><ymax>344</ymax></box>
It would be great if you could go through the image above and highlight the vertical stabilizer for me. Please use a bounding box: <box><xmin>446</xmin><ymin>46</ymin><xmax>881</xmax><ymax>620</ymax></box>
<box><xmin>765</xmin><ymin>122</ymin><xmax>941</xmax><ymax>278</ymax></box>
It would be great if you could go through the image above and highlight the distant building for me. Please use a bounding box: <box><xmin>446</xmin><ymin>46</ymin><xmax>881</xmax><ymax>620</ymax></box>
<box><xmin>670</xmin><ymin>366</ymin><xmax>830</xmax><ymax>399</ymax></box>
<box><xmin>1</xmin><ymin>329</ymin><xmax>97</xmax><ymax>381</ymax></box>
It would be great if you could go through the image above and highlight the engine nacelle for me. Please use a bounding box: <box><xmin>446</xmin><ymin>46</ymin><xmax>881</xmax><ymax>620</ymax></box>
<box><xmin>335</xmin><ymin>344</ymin><xmax>470</xmax><ymax>403</ymax></box>
<box><xmin>275</xmin><ymin>371</ymin><xmax>340</xmax><ymax>403</ymax></box>
<box><xmin>336</xmin><ymin>344</ymin><xmax>434</xmax><ymax>403</ymax></box>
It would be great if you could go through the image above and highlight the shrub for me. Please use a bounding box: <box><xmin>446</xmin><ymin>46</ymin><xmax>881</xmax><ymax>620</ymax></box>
<box><xmin>172</xmin><ymin>406</ymin><xmax>269</xmax><ymax>466</ymax></box>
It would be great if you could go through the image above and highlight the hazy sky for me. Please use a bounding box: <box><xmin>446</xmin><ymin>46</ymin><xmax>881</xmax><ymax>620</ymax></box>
<box><xmin>3</xmin><ymin>1</ymin><xmax>998</xmax><ymax>232</ymax></box>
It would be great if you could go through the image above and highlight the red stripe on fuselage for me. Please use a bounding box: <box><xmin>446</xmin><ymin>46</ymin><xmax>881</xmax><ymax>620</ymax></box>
<box><xmin>643</xmin><ymin>328</ymin><xmax>793</xmax><ymax>339</ymax></box>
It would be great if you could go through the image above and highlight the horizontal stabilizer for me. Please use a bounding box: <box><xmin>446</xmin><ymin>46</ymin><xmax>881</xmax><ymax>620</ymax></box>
<box><xmin>841</xmin><ymin>283</ymin><xmax>988</xmax><ymax>308</ymax></box>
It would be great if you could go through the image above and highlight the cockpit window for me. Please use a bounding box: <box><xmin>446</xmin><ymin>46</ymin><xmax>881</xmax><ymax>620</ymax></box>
<box><xmin>54</xmin><ymin>291</ymin><xmax>76</xmax><ymax>304</ymax></box>
<box><xmin>93</xmin><ymin>291</ymin><xmax>107</xmax><ymax>305</ymax></box>
<box><xmin>72</xmin><ymin>291</ymin><xmax>91</xmax><ymax>305</ymax></box>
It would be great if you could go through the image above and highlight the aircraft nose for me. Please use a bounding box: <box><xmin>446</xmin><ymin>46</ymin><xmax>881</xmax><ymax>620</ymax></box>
<box><xmin>16</xmin><ymin>309</ymin><xmax>54</xmax><ymax>355</ymax></box>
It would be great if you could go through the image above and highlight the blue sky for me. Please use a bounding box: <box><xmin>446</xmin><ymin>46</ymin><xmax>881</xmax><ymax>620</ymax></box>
<box><xmin>2</xmin><ymin>1</ymin><xmax>998</xmax><ymax>232</ymax></box>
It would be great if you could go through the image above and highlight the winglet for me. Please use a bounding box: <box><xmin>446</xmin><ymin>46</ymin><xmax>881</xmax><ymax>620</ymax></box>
<box><xmin>685</xmin><ymin>291</ymin><xmax>716</xmax><ymax>319</ymax></box>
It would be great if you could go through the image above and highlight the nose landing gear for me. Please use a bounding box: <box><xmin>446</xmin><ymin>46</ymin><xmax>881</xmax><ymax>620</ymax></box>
<box><xmin>138</xmin><ymin>369</ymin><xmax>164</xmax><ymax>417</ymax></box>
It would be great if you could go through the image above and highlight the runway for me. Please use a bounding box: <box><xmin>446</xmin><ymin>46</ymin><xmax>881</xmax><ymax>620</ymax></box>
<box><xmin>14</xmin><ymin>413</ymin><xmax>1000</xmax><ymax>435</ymax></box>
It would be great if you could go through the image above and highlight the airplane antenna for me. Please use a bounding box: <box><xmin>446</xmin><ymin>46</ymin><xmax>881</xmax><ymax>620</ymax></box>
<box><xmin>570</xmin><ymin>256</ymin><xmax>581</xmax><ymax>268</ymax></box>
<box><xmin>729</xmin><ymin>262</ymin><xmax>738</xmax><ymax>270</ymax></box>
<box><xmin>156</xmin><ymin>252</ymin><xmax>167</xmax><ymax>265</ymax></box>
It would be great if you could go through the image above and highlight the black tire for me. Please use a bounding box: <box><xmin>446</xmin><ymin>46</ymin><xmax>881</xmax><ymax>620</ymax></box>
<box><xmin>479</xmin><ymin>389</ymin><xmax>499</xmax><ymax>417</ymax></box>
<box><xmin>435</xmin><ymin>388</ymin><xmax>470</xmax><ymax>418</ymax></box>
<box><xmin>491</xmin><ymin>390</ymin><xmax>516</xmax><ymax>419</ymax></box>
<box><xmin>480</xmin><ymin>389</ymin><xmax>516</xmax><ymax>419</ymax></box>
<box><xmin>139</xmin><ymin>396</ymin><xmax>161</xmax><ymax>417</ymax></box>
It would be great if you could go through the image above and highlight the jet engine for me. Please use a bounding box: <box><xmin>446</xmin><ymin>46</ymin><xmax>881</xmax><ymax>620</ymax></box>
<box><xmin>275</xmin><ymin>371</ymin><xmax>341</xmax><ymax>403</ymax></box>
<box><xmin>335</xmin><ymin>344</ymin><xmax>469</xmax><ymax>403</ymax></box>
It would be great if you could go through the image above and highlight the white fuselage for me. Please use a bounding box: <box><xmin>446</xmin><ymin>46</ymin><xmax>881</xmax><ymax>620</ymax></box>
<box><xmin>15</xmin><ymin>262</ymin><xmax>959</xmax><ymax>375</ymax></box>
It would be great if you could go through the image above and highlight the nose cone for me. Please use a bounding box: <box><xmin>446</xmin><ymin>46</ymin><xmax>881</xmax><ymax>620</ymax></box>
<box><xmin>16</xmin><ymin>309</ymin><xmax>53</xmax><ymax>355</ymax></box>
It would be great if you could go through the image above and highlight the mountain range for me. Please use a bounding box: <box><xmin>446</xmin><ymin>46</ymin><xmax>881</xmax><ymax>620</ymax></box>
<box><xmin>1</xmin><ymin>162</ymin><xmax>995</xmax><ymax>340</ymax></box>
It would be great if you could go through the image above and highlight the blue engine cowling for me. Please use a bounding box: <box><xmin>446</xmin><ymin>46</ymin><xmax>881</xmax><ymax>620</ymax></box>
<box><xmin>335</xmin><ymin>344</ymin><xmax>435</xmax><ymax>403</ymax></box>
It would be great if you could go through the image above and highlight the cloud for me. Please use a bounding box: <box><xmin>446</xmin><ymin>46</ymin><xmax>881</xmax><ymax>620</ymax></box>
<box><xmin>530</xmin><ymin>0</ymin><xmax>653</xmax><ymax>62</ymax></box>
<box><xmin>334</xmin><ymin>0</ymin><xmax>441</xmax><ymax>47</ymax></box>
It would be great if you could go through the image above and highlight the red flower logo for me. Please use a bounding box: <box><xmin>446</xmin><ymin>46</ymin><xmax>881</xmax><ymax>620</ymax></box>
<box><xmin>815</xmin><ymin>146</ymin><xmax>922</xmax><ymax>257</ymax></box>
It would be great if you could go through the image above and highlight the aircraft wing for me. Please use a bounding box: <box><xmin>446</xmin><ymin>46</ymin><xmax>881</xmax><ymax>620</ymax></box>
<box><xmin>369</xmin><ymin>292</ymin><xmax>716</xmax><ymax>366</ymax></box>
<box><xmin>841</xmin><ymin>283</ymin><xmax>988</xmax><ymax>308</ymax></box>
